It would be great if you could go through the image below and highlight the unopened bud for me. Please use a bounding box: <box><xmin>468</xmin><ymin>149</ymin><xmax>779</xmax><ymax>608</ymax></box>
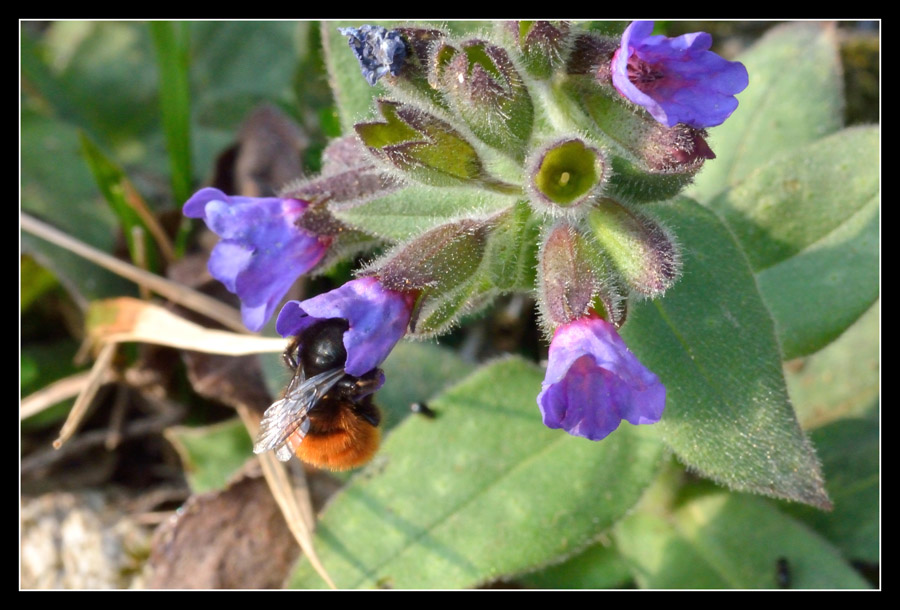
<box><xmin>374</xmin><ymin>219</ymin><xmax>494</xmax><ymax>338</ymax></box>
<box><xmin>538</xmin><ymin>224</ymin><xmax>598</xmax><ymax>328</ymax></box>
<box><xmin>560</xmin><ymin>70</ymin><xmax>714</xmax><ymax>201</ymax></box>
<box><xmin>432</xmin><ymin>40</ymin><xmax>533</xmax><ymax>161</ymax></box>
<box><xmin>640</xmin><ymin>123</ymin><xmax>716</xmax><ymax>173</ymax></box>
<box><xmin>586</xmin><ymin>199</ymin><xmax>681</xmax><ymax>298</ymax></box>
<box><xmin>377</xmin><ymin>219</ymin><xmax>489</xmax><ymax>293</ymax></box>
<box><xmin>388</xmin><ymin>27</ymin><xmax>451</xmax><ymax>108</ymax></box>
<box><xmin>565</xmin><ymin>32</ymin><xmax>619</xmax><ymax>77</ymax></box>
<box><xmin>509</xmin><ymin>21</ymin><xmax>571</xmax><ymax>79</ymax></box>
<box><xmin>355</xmin><ymin>99</ymin><xmax>515</xmax><ymax>192</ymax></box>
<box><xmin>528</xmin><ymin>137</ymin><xmax>609</xmax><ymax>216</ymax></box>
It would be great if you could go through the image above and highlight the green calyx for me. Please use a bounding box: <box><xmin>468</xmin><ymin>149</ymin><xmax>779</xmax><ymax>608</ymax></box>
<box><xmin>532</xmin><ymin>139</ymin><xmax>605</xmax><ymax>208</ymax></box>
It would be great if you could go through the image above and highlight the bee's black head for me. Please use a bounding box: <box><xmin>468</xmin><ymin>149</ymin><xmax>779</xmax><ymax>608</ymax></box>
<box><xmin>298</xmin><ymin>319</ymin><xmax>350</xmax><ymax>376</ymax></box>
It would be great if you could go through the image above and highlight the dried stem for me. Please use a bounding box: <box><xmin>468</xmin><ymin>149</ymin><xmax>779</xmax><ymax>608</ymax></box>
<box><xmin>53</xmin><ymin>342</ymin><xmax>117</xmax><ymax>449</ymax></box>
<box><xmin>237</xmin><ymin>405</ymin><xmax>336</xmax><ymax>589</ymax></box>
<box><xmin>21</xmin><ymin>213</ymin><xmax>246</xmax><ymax>333</ymax></box>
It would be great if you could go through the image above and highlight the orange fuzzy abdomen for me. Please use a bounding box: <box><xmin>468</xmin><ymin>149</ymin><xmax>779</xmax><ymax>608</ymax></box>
<box><xmin>288</xmin><ymin>403</ymin><xmax>381</xmax><ymax>471</ymax></box>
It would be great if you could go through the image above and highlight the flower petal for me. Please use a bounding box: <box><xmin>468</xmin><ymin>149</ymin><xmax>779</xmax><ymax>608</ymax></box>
<box><xmin>612</xmin><ymin>21</ymin><xmax>748</xmax><ymax>128</ymax></box>
<box><xmin>276</xmin><ymin>277</ymin><xmax>415</xmax><ymax>376</ymax></box>
<box><xmin>538</xmin><ymin>315</ymin><xmax>665</xmax><ymax>440</ymax></box>
<box><xmin>183</xmin><ymin>188</ymin><xmax>329</xmax><ymax>331</ymax></box>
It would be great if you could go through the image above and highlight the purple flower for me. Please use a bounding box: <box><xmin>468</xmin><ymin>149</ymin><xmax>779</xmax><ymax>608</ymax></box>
<box><xmin>538</xmin><ymin>313</ymin><xmax>665</xmax><ymax>441</ymax></box>
<box><xmin>183</xmin><ymin>187</ymin><xmax>330</xmax><ymax>332</ymax></box>
<box><xmin>276</xmin><ymin>277</ymin><xmax>417</xmax><ymax>377</ymax></box>
<box><xmin>612</xmin><ymin>20</ymin><xmax>749</xmax><ymax>128</ymax></box>
<box><xmin>338</xmin><ymin>25</ymin><xmax>407</xmax><ymax>86</ymax></box>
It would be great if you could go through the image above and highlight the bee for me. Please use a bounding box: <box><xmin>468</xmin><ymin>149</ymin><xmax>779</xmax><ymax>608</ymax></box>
<box><xmin>253</xmin><ymin>319</ymin><xmax>382</xmax><ymax>470</ymax></box>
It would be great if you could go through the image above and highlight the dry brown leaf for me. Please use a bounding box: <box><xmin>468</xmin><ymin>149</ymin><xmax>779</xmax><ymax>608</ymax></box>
<box><xmin>147</xmin><ymin>463</ymin><xmax>299</xmax><ymax>589</ymax></box>
<box><xmin>87</xmin><ymin>297</ymin><xmax>283</xmax><ymax>356</ymax></box>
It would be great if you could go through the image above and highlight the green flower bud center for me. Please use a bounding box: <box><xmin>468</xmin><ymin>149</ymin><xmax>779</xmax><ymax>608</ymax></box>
<box><xmin>535</xmin><ymin>140</ymin><xmax>599</xmax><ymax>206</ymax></box>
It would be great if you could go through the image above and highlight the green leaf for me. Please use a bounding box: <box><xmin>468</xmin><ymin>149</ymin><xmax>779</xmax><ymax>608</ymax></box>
<box><xmin>149</xmin><ymin>22</ymin><xmax>193</xmax><ymax>207</ymax></box>
<box><xmin>708</xmin><ymin>127</ymin><xmax>878</xmax><ymax>273</ymax></box>
<box><xmin>189</xmin><ymin>21</ymin><xmax>303</xmax><ymax>179</ymax></box>
<box><xmin>780</xmin><ymin>418</ymin><xmax>879</xmax><ymax>563</ymax></box>
<box><xmin>21</xmin><ymin>111</ymin><xmax>135</xmax><ymax>304</ymax></box>
<box><xmin>617</xmin><ymin>492</ymin><xmax>870</xmax><ymax>589</ymax></box>
<box><xmin>620</xmin><ymin>197</ymin><xmax>830</xmax><ymax>508</ymax></box>
<box><xmin>786</xmin><ymin>302</ymin><xmax>879</xmax><ymax>429</ymax></box>
<box><xmin>35</xmin><ymin>22</ymin><xmax>161</xmax><ymax>147</ymax></box>
<box><xmin>21</xmin><ymin>27</ymin><xmax>90</xmax><ymax>130</ymax></box>
<box><xmin>519</xmin><ymin>541</ymin><xmax>632</xmax><ymax>589</ymax></box>
<box><xmin>21</xmin><ymin>339</ymin><xmax>84</xmax><ymax>430</ymax></box>
<box><xmin>288</xmin><ymin>358</ymin><xmax>664</xmax><ymax>589</ymax></box>
<box><xmin>78</xmin><ymin>132</ymin><xmax>160</xmax><ymax>272</ymax></box>
<box><xmin>164</xmin><ymin>419</ymin><xmax>254</xmax><ymax>494</ymax></box>
<box><xmin>689</xmin><ymin>22</ymin><xmax>844</xmax><ymax>202</ymax></box>
<box><xmin>706</xmin><ymin>126</ymin><xmax>879</xmax><ymax>359</ymax></box>
<box><xmin>484</xmin><ymin>201</ymin><xmax>540</xmax><ymax>293</ymax></box>
<box><xmin>377</xmin><ymin>341</ymin><xmax>476</xmax><ymax>432</ymax></box>
<box><xmin>332</xmin><ymin>183</ymin><xmax>520</xmax><ymax>241</ymax></box>
<box><xmin>758</xmin><ymin>192</ymin><xmax>878</xmax><ymax>359</ymax></box>
<box><xmin>615</xmin><ymin>512</ymin><xmax>730</xmax><ymax>588</ymax></box>
<box><xmin>20</xmin><ymin>255</ymin><xmax>60</xmax><ymax>312</ymax></box>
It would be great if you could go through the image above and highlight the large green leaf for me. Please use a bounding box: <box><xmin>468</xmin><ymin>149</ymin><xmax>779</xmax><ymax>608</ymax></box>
<box><xmin>689</xmin><ymin>22</ymin><xmax>844</xmax><ymax>203</ymax></box>
<box><xmin>38</xmin><ymin>22</ymin><xmax>161</xmax><ymax>148</ymax></box>
<box><xmin>781</xmin><ymin>418</ymin><xmax>879</xmax><ymax>563</ymax></box>
<box><xmin>786</xmin><ymin>302</ymin><xmax>879</xmax><ymax>429</ymax></box>
<box><xmin>615</xmin><ymin>512</ymin><xmax>729</xmax><ymax>588</ymax></box>
<box><xmin>707</xmin><ymin>126</ymin><xmax>879</xmax><ymax>359</ymax></box>
<box><xmin>332</xmin><ymin>183</ymin><xmax>520</xmax><ymax>241</ymax></box>
<box><xmin>616</xmin><ymin>492</ymin><xmax>870</xmax><ymax>589</ymax></box>
<box><xmin>758</xmin><ymin>192</ymin><xmax>878</xmax><ymax>359</ymax></box>
<box><xmin>519</xmin><ymin>540</ymin><xmax>632</xmax><ymax>589</ymax></box>
<box><xmin>708</xmin><ymin>127</ymin><xmax>878</xmax><ymax>273</ymax></box>
<box><xmin>377</xmin><ymin>341</ymin><xmax>475</xmax><ymax>431</ymax></box>
<box><xmin>289</xmin><ymin>358</ymin><xmax>664</xmax><ymax>589</ymax></box>
<box><xmin>621</xmin><ymin>197</ymin><xmax>829</xmax><ymax>508</ymax></box>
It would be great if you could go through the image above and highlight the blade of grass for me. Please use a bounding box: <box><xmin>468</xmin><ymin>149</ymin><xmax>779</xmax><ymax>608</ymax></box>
<box><xmin>149</xmin><ymin>21</ymin><xmax>193</xmax><ymax>255</ymax></box>
<box><xmin>53</xmin><ymin>342</ymin><xmax>117</xmax><ymax>449</ymax></box>
<box><xmin>79</xmin><ymin>132</ymin><xmax>176</xmax><ymax>268</ymax></box>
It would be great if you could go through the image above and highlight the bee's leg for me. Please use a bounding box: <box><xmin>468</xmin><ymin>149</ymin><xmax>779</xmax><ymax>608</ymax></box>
<box><xmin>353</xmin><ymin>368</ymin><xmax>385</xmax><ymax>397</ymax></box>
<box><xmin>283</xmin><ymin>336</ymin><xmax>301</xmax><ymax>371</ymax></box>
<box><xmin>355</xmin><ymin>396</ymin><xmax>381</xmax><ymax>427</ymax></box>
<box><xmin>335</xmin><ymin>368</ymin><xmax>384</xmax><ymax>400</ymax></box>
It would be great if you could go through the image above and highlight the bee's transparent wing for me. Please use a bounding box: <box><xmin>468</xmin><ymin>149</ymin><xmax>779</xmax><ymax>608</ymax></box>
<box><xmin>253</xmin><ymin>367</ymin><xmax>346</xmax><ymax>462</ymax></box>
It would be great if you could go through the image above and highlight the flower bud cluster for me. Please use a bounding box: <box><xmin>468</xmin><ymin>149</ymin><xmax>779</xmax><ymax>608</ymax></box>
<box><xmin>184</xmin><ymin>21</ymin><xmax>748</xmax><ymax>454</ymax></box>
